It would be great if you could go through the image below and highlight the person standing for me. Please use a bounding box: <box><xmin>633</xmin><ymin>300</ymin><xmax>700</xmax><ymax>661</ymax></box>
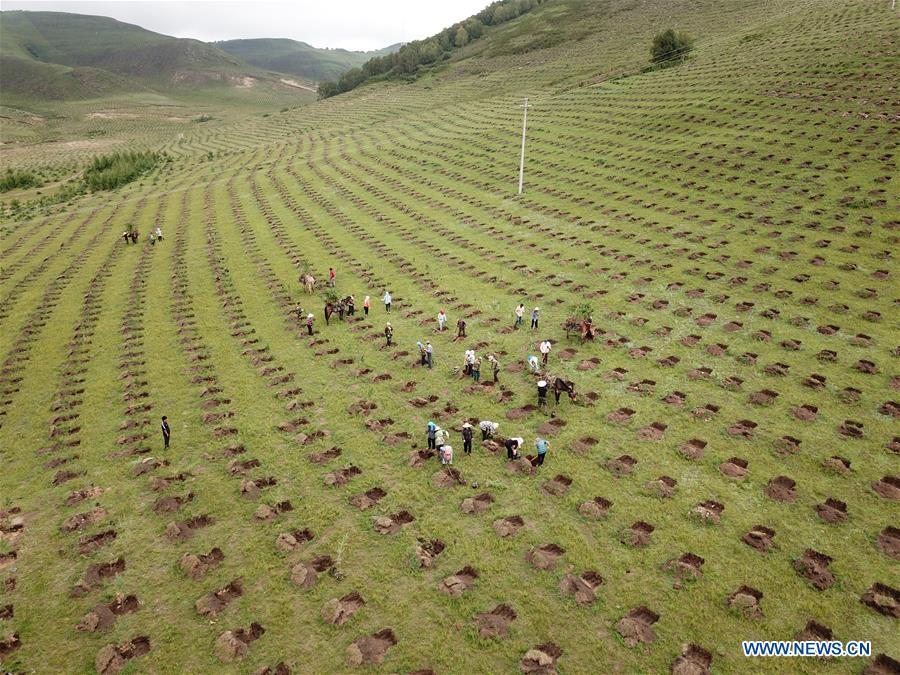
<box><xmin>479</xmin><ymin>420</ymin><xmax>498</xmax><ymax>441</ymax></box>
<box><xmin>155</xmin><ymin>226</ymin><xmax>163</xmax><ymax>241</ymax></box>
<box><xmin>515</xmin><ymin>303</ymin><xmax>525</xmax><ymax>329</ymax></box>
<box><xmin>438</xmin><ymin>309</ymin><xmax>447</xmax><ymax>332</ymax></box>
<box><xmin>122</xmin><ymin>231</ymin><xmax>130</xmax><ymax>245</ymax></box>
<box><xmin>531</xmin><ymin>307</ymin><xmax>540</xmax><ymax>330</ymax></box>
<box><xmin>540</xmin><ymin>339</ymin><xmax>552</xmax><ymax>366</ymax></box>
<box><xmin>425</xmin><ymin>341</ymin><xmax>433</xmax><ymax>369</ymax></box>
<box><xmin>306</xmin><ymin>313</ymin><xmax>314</xmax><ymax>336</ymax></box>
<box><xmin>456</xmin><ymin>318</ymin><xmax>467</xmax><ymax>338</ymax></box>
<box><xmin>435</xmin><ymin>426</ymin><xmax>449</xmax><ymax>452</ymax></box>
<box><xmin>328</xmin><ymin>267</ymin><xmax>335</xmax><ymax>288</ymax></box>
<box><xmin>487</xmin><ymin>354</ymin><xmax>500</xmax><ymax>382</ymax></box>
<box><xmin>427</xmin><ymin>421</ymin><xmax>438</xmax><ymax>450</ymax></box>
<box><xmin>385</xmin><ymin>322</ymin><xmax>393</xmax><ymax>346</ymax></box>
<box><xmin>363</xmin><ymin>295</ymin><xmax>370</xmax><ymax>316</ymax></box>
<box><xmin>417</xmin><ymin>341</ymin><xmax>426</xmax><ymax>365</ymax></box>
<box><xmin>347</xmin><ymin>295</ymin><xmax>355</xmax><ymax>316</ymax></box>
<box><xmin>535</xmin><ymin>438</ymin><xmax>549</xmax><ymax>466</ymax></box>
<box><xmin>537</xmin><ymin>380</ymin><xmax>549</xmax><ymax>409</ymax></box>
<box><xmin>149</xmin><ymin>232</ymin><xmax>157</xmax><ymax>246</ymax></box>
<box><xmin>462</xmin><ymin>423</ymin><xmax>473</xmax><ymax>455</ymax></box>
<box><xmin>161</xmin><ymin>416</ymin><xmax>171</xmax><ymax>450</ymax></box>
<box><xmin>383</xmin><ymin>290</ymin><xmax>392</xmax><ymax>313</ymax></box>
<box><xmin>472</xmin><ymin>356</ymin><xmax>481</xmax><ymax>383</ymax></box>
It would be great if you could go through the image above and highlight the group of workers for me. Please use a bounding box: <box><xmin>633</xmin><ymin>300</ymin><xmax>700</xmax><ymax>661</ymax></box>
<box><xmin>426</xmin><ymin>419</ymin><xmax>550</xmax><ymax>467</ymax></box>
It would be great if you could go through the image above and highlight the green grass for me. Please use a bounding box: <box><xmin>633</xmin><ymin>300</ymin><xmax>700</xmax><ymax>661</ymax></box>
<box><xmin>0</xmin><ymin>0</ymin><xmax>897</xmax><ymax>672</ymax></box>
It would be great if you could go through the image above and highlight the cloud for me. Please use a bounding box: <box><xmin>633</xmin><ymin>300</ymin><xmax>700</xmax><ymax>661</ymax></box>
<box><xmin>2</xmin><ymin>0</ymin><xmax>491</xmax><ymax>51</ymax></box>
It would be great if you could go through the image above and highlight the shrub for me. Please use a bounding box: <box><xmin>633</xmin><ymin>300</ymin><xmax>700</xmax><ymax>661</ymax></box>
<box><xmin>650</xmin><ymin>29</ymin><xmax>694</xmax><ymax>65</ymax></box>
<box><xmin>83</xmin><ymin>151</ymin><xmax>162</xmax><ymax>191</ymax></box>
<box><xmin>0</xmin><ymin>169</ymin><xmax>40</xmax><ymax>193</ymax></box>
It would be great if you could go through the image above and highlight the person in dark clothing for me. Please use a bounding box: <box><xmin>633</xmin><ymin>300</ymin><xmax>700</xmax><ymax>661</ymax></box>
<box><xmin>161</xmin><ymin>416</ymin><xmax>171</xmax><ymax>449</ymax></box>
<box><xmin>462</xmin><ymin>423</ymin><xmax>473</xmax><ymax>454</ymax></box>
<box><xmin>306</xmin><ymin>313</ymin><xmax>314</xmax><ymax>336</ymax></box>
<box><xmin>122</xmin><ymin>231</ymin><xmax>130</xmax><ymax>244</ymax></box>
<box><xmin>456</xmin><ymin>318</ymin><xmax>467</xmax><ymax>338</ymax></box>
<box><xmin>385</xmin><ymin>322</ymin><xmax>393</xmax><ymax>346</ymax></box>
<box><xmin>505</xmin><ymin>437</ymin><xmax>522</xmax><ymax>460</ymax></box>
<box><xmin>537</xmin><ymin>380</ymin><xmax>548</xmax><ymax>409</ymax></box>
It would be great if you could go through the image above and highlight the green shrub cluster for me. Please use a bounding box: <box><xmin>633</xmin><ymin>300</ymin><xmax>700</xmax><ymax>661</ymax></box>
<box><xmin>83</xmin><ymin>151</ymin><xmax>162</xmax><ymax>191</ymax></box>
<box><xmin>0</xmin><ymin>168</ymin><xmax>41</xmax><ymax>193</ymax></box>
<box><xmin>649</xmin><ymin>29</ymin><xmax>694</xmax><ymax>66</ymax></box>
<box><xmin>318</xmin><ymin>0</ymin><xmax>549</xmax><ymax>98</ymax></box>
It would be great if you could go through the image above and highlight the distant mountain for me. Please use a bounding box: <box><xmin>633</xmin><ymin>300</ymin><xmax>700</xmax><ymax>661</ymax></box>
<box><xmin>0</xmin><ymin>11</ymin><xmax>314</xmax><ymax>104</ymax></box>
<box><xmin>215</xmin><ymin>38</ymin><xmax>401</xmax><ymax>82</ymax></box>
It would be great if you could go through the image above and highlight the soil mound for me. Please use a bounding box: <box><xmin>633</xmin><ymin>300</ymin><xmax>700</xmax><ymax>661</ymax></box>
<box><xmin>493</xmin><ymin>515</ymin><xmax>524</xmax><ymax>538</ymax></box>
<box><xmin>728</xmin><ymin>585</ymin><xmax>763</xmax><ymax>618</ymax></box>
<box><xmin>526</xmin><ymin>543</ymin><xmax>565</xmax><ymax>570</ymax></box>
<box><xmin>415</xmin><ymin>538</ymin><xmax>446</xmax><ymax>568</ymax></box>
<box><xmin>794</xmin><ymin>549</ymin><xmax>835</xmax><ymax>590</ymax></box>
<box><xmin>95</xmin><ymin>635</ymin><xmax>150</xmax><ymax>674</ymax></box>
<box><xmin>215</xmin><ymin>623</ymin><xmax>264</xmax><ymax>662</ymax></box>
<box><xmin>559</xmin><ymin>571</ymin><xmax>603</xmax><ymax>605</ymax></box>
<box><xmin>742</xmin><ymin>525</ymin><xmax>775</xmax><ymax>553</ymax></box>
<box><xmin>180</xmin><ymin>548</ymin><xmax>224</xmax><ymax>580</ymax></box>
<box><xmin>440</xmin><ymin>566</ymin><xmax>478</xmax><ymax>597</ymax></box>
<box><xmin>346</xmin><ymin>628</ymin><xmax>397</xmax><ymax>666</ymax></box>
<box><xmin>322</xmin><ymin>592</ymin><xmax>365</xmax><ymax>625</ymax></box>
<box><xmin>579</xmin><ymin>496</ymin><xmax>612</xmax><ymax>519</ymax></box>
<box><xmin>616</xmin><ymin>606</ymin><xmax>659</xmax><ymax>646</ymax></box>
<box><xmin>671</xmin><ymin>644</ymin><xmax>712</xmax><ymax>675</ymax></box>
<box><xmin>349</xmin><ymin>487</ymin><xmax>387</xmax><ymax>510</ymax></box>
<box><xmin>765</xmin><ymin>476</ymin><xmax>796</xmax><ymax>502</ymax></box>
<box><xmin>520</xmin><ymin>642</ymin><xmax>562</xmax><ymax>674</ymax></box>
<box><xmin>196</xmin><ymin>579</ymin><xmax>243</xmax><ymax>617</ymax></box>
<box><xmin>77</xmin><ymin>594</ymin><xmax>139</xmax><ymax>632</ymax></box>
<box><xmin>475</xmin><ymin>603</ymin><xmax>517</xmax><ymax>639</ymax></box>
<box><xmin>373</xmin><ymin>511</ymin><xmax>415</xmax><ymax>535</ymax></box>
<box><xmin>290</xmin><ymin>555</ymin><xmax>334</xmax><ymax>588</ymax></box>
<box><xmin>460</xmin><ymin>492</ymin><xmax>494</xmax><ymax>514</ymax></box>
<box><xmin>861</xmin><ymin>583</ymin><xmax>899</xmax><ymax>618</ymax></box>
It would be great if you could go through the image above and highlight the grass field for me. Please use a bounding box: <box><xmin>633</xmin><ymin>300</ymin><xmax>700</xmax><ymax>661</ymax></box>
<box><xmin>1</xmin><ymin>0</ymin><xmax>897</xmax><ymax>673</ymax></box>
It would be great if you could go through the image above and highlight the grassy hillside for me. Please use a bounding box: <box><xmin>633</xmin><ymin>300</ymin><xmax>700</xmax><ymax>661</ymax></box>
<box><xmin>0</xmin><ymin>11</ymin><xmax>315</xmax><ymax>107</ymax></box>
<box><xmin>0</xmin><ymin>0</ymin><xmax>897</xmax><ymax>673</ymax></box>
<box><xmin>216</xmin><ymin>38</ymin><xmax>400</xmax><ymax>82</ymax></box>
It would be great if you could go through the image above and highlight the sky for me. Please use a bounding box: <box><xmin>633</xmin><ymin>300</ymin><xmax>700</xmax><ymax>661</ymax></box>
<box><xmin>2</xmin><ymin>0</ymin><xmax>490</xmax><ymax>51</ymax></box>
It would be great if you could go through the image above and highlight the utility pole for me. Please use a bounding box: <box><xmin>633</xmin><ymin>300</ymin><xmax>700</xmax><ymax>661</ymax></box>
<box><xmin>518</xmin><ymin>97</ymin><xmax>530</xmax><ymax>195</ymax></box>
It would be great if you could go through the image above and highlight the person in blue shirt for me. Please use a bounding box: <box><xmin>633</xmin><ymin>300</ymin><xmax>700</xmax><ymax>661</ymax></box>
<box><xmin>535</xmin><ymin>438</ymin><xmax>549</xmax><ymax>466</ymax></box>
<box><xmin>425</xmin><ymin>341</ymin><xmax>433</xmax><ymax>369</ymax></box>
<box><xmin>531</xmin><ymin>307</ymin><xmax>540</xmax><ymax>330</ymax></box>
<box><xmin>426</xmin><ymin>421</ymin><xmax>437</xmax><ymax>450</ymax></box>
<box><xmin>383</xmin><ymin>290</ymin><xmax>392</xmax><ymax>313</ymax></box>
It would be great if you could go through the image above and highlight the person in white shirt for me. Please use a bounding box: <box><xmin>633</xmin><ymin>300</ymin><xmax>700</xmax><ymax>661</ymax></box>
<box><xmin>540</xmin><ymin>340</ymin><xmax>552</xmax><ymax>366</ymax></box>
<box><xmin>514</xmin><ymin>303</ymin><xmax>525</xmax><ymax>329</ymax></box>
<box><xmin>479</xmin><ymin>420</ymin><xmax>499</xmax><ymax>441</ymax></box>
<box><xmin>383</xmin><ymin>290</ymin><xmax>392</xmax><ymax>312</ymax></box>
<box><xmin>438</xmin><ymin>309</ymin><xmax>447</xmax><ymax>331</ymax></box>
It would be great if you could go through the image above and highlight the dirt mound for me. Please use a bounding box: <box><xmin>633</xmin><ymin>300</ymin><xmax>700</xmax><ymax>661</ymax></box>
<box><xmin>605</xmin><ymin>455</ymin><xmax>636</xmax><ymax>477</ymax></box>
<box><xmin>873</xmin><ymin>475</ymin><xmax>900</xmax><ymax>500</ymax></box>
<box><xmin>95</xmin><ymin>635</ymin><xmax>150</xmax><ymax>674</ymax></box>
<box><xmin>152</xmin><ymin>492</ymin><xmax>194</xmax><ymax>515</ymax></box>
<box><xmin>276</xmin><ymin>528</ymin><xmax>315</xmax><ymax>553</ymax></box>
<box><xmin>493</xmin><ymin>515</ymin><xmax>524</xmax><ymax>537</ymax></box>
<box><xmin>180</xmin><ymin>548</ymin><xmax>225</xmax><ymax>580</ymax></box>
<box><xmin>877</xmin><ymin>526</ymin><xmax>900</xmax><ymax>560</ymax></box>
<box><xmin>663</xmin><ymin>553</ymin><xmax>705</xmax><ymax>588</ymax></box>
<box><xmin>637</xmin><ymin>421</ymin><xmax>667</xmax><ymax>440</ymax></box>
<box><xmin>322</xmin><ymin>591</ymin><xmax>365</xmax><ymax>625</ymax></box>
<box><xmin>537</xmin><ymin>419</ymin><xmax>567</xmax><ymax>436</ymax></box>
<box><xmin>644</xmin><ymin>476</ymin><xmax>677</xmax><ymax>498</ymax></box>
<box><xmin>346</xmin><ymin>628</ymin><xmax>397</xmax><ymax>666</ymax></box>
<box><xmin>559</xmin><ymin>570</ymin><xmax>603</xmax><ymax>605</ymax></box>
<box><xmin>433</xmin><ymin>467</ymin><xmax>466</xmax><ymax>488</ymax></box>
<box><xmin>290</xmin><ymin>555</ymin><xmax>334</xmax><ymax>589</ymax></box>
<box><xmin>215</xmin><ymin>623</ymin><xmax>264</xmax><ymax>662</ymax></box>
<box><xmin>815</xmin><ymin>498</ymin><xmax>848</xmax><ymax>523</ymax></box>
<box><xmin>678</xmin><ymin>439</ymin><xmax>706</xmax><ymax>460</ymax></box>
<box><xmin>72</xmin><ymin>557</ymin><xmax>126</xmax><ymax>596</ymax></box>
<box><xmin>0</xmin><ymin>633</ymin><xmax>21</xmax><ymax>658</ymax></box>
<box><xmin>794</xmin><ymin>549</ymin><xmax>835</xmax><ymax>590</ymax></box>
<box><xmin>461</xmin><ymin>492</ymin><xmax>494</xmax><ymax>514</ymax></box>
<box><xmin>323</xmin><ymin>466</ymin><xmax>361</xmax><ymax>487</ymax></box>
<box><xmin>693</xmin><ymin>500</ymin><xmax>724</xmax><ymax>524</ymax></box>
<box><xmin>440</xmin><ymin>566</ymin><xmax>478</xmax><ymax>597</ymax></box>
<box><xmin>621</xmin><ymin>521</ymin><xmax>654</xmax><ymax>548</ymax></box>
<box><xmin>408</xmin><ymin>448</ymin><xmax>435</xmax><ymax>467</ymax></box>
<box><xmin>795</xmin><ymin>620</ymin><xmax>832</xmax><ymax>642</ymax></box>
<box><xmin>671</xmin><ymin>644</ymin><xmax>712</xmax><ymax>675</ymax></box>
<box><xmin>415</xmin><ymin>538</ymin><xmax>446</xmax><ymax>568</ymax></box>
<box><xmin>475</xmin><ymin>603</ymin><xmax>517</xmax><ymax>638</ymax></box>
<box><xmin>254</xmin><ymin>663</ymin><xmax>291</xmax><ymax>675</ymax></box>
<box><xmin>742</xmin><ymin>525</ymin><xmax>775</xmax><ymax>553</ymax></box>
<box><xmin>349</xmin><ymin>487</ymin><xmax>387</xmax><ymax>510</ymax></box>
<box><xmin>309</xmin><ymin>447</ymin><xmax>342</xmax><ymax>464</ymax></box>
<box><xmin>374</xmin><ymin>510</ymin><xmax>415</xmax><ymax>535</ymax></box>
<box><xmin>569</xmin><ymin>436</ymin><xmax>597</xmax><ymax>454</ymax></box>
<box><xmin>616</xmin><ymin>606</ymin><xmax>659</xmax><ymax>646</ymax></box>
<box><xmin>765</xmin><ymin>476</ymin><xmax>796</xmax><ymax>502</ymax></box>
<box><xmin>506</xmin><ymin>404</ymin><xmax>538</xmax><ymax>421</ymax></box>
<box><xmin>78</xmin><ymin>529</ymin><xmax>116</xmax><ymax>555</ymax></box>
<box><xmin>77</xmin><ymin>594</ymin><xmax>139</xmax><ymax>632</ymax></box>
<box><xmin>579</xmin><ymin>496</ymin><xmax>612</xmax><ymax>519</ymax></box>
<box><xmin>541</xmin><ymin>474</ymin><xmax>572</xmax><ymax>496</ymax></box>
<box><xmin>526</xmin><ymin>543</ymin><xmax>565</xmax><ymax>570</ymax></box>
<box><xmin>196</xmin><ymin>579</ymin><xmax>243</xmax><ymax>617</ymax></box>
<box><xmin>607</xmin><ymin>407</ymin><xmax>634</xmax><ymax>423</ymax></box>
<box><xmin>521</xmin><ymin>642</ymin><xmax>562</xmax><ymax>674</ymax></box>
<box><xmin>61</xmin><ymin>506</ymin><xmax>107</xmax><ymax>533</ymax></box>
<box><xmin>861</xmin><ymin>583</ymin><xmax>899</xmax><ymax>618</ymax></box>
<box><xmin>65</xmin><ymin>486</ymin><xmax>104</xmax><ymax>506</ymax></box>
<box><xmin>166</xmin><ymin>514</ymin><xmax>214</xmax><ymax>540</ymax></box>
<box><xmin>728</xmin><ymin>585</ymin><xmax>763</xmax><ymax>618</ymax></box>
<box><xmin>719</xmin><ymin>457</ymin><xmax>748</xmax><ymax>479</ymax></box>
<box><xmin>864</xmin><ymin>654</ymin><xmax>900</xmax><ymax>674</ymax></box>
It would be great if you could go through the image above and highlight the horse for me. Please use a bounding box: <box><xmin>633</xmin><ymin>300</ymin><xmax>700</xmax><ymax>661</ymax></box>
<box><xmin>563</xmin><ymin>317</ymin><xmax>595</xmax><ymax>341</ymax></box>
<box><xmin>552</xmin><ymin>377</ymin><xmax>577</xmax><ymax>404</ymax></box>
<box><xmin>301</xmin><ymin>274</ymin><xmax>316</xmax><ymax>294</ymax></box>
<box><xmin>324</xmin><ymin>302</ymin><xmax>334</xmax><ymax>325</ymax></box>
